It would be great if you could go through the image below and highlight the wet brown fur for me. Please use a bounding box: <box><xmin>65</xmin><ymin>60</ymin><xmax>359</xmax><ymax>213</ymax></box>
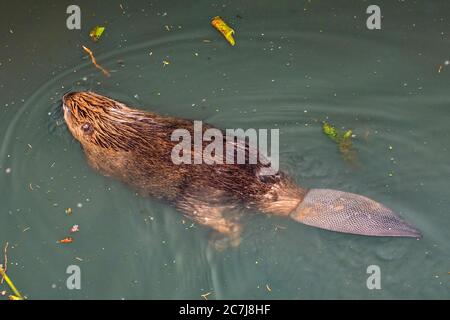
<box><xmin>63</xmin><ymin>92</ymin><xmax>307</xmax><ymax>246</ymax></box>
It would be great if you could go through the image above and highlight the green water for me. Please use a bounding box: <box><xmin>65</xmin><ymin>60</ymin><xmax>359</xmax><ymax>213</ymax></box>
<box><xmin>0</xmin><ymin>0</ymin><xmax>449</xmax><ymax>299</ymax></box>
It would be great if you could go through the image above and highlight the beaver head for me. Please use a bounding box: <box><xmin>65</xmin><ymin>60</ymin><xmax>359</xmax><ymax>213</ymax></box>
<box><xmin>62</xmin><ymin>91</ymin><xmax>148</xmax><ymax>151</ymax></box>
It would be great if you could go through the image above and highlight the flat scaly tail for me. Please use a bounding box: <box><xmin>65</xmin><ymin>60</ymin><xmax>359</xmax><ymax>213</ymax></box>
<box><xmin>289</xmin><ymin>189</ymin><xmax>421</xmax><ymax>237</ymax></box>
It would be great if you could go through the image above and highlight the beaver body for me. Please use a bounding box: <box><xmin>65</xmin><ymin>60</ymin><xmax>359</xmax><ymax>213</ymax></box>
<box><xmin>63</xmin><ymin>92</ymin><xmax>420</xmax><ymax>246</ymax></box>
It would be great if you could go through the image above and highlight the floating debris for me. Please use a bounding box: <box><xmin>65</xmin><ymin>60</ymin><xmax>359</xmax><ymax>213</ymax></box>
<box><xmin>82</xmin><ymin>45</ymin><xmax>110</xmax><ymax>77</ymax></box>
<box><xmin>201</xmin><ymin>292</ymin><xmax>212</xmax><ymax>300</ymax></box>
<box><xmin>89</xmin><ymin>26</ymin><xmax>106</xmax><ymax>42</ymax></box>
<box><xmin>211</xmin><ymin>16</ymin><xmax>235</xmax><ymax>46</ymax></box>
<box><xmin>0</xmin><ymin>266</ymin><xmax>23</xmax><ymax>300</ymax></box>
<box><xmin>70</xmin><ymin>225</ymin><xmax>80</xmax><ymax>233</ymax></box>
<box><xmin>57</xmin><ymin>237</ymin><xmax>74</xmax><ymax>244</ymax></box>
<box><xmin>0</xmin><ymin>242</ymin><xmax>8</xmax><ymax>284</ymax></box>
<box><xmin>65</xmin><ymin>208</ymin><xmax>73</xmax><ymax>215</ymax></box>
<box><xmin>162</xmin><ymin>60</ymin><xmax>170</xmax><ymax>67</ymax></box>
<box><xmin>322</xmin><ymin>122</ymin><xmax>339</xmax><ymax>142</ymax></box>
<box><xmin>322</xmin><ymin>122</ymin><xmax>358</xmax><ymax>166</ymax></box>
<box><xmin>266</xmin><ymin>284</ymin><xmax>272</xmax><ymax>292</ymax></box>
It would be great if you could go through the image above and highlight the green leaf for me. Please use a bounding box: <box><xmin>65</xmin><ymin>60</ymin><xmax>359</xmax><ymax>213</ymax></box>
<box><xmin>89</xmin><ymin>26</ymin><xmax>106</xmax><ymax>42</ymax></box>
<box><xmin>322</xmin><ymin>122</ymin><xmax>339</xmax><ymax>142</ymax></box>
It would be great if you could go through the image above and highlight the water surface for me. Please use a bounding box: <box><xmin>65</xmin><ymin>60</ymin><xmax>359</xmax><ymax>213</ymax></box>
<box><xmin>0</xmin><ymin>0</ymin><xmax>449</xmax><ymax>299</ymax></box>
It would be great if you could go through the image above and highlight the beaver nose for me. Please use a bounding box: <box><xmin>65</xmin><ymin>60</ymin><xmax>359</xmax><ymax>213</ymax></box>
<box><xmin>62</xmin><ymin>91</ymin><xmax>80</xmax><ymax>103</ymax></box>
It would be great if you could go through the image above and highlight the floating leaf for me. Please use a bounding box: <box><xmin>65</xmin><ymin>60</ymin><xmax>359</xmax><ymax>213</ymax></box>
<box><xmin>322</xmin><ymin>122</ymin><xmax>358</xmax><ymax>166</ymax></box>
<box><xmin>322</xmin><ymin>122</ymin><xmax>339</xmax><ymax>142</ymax></box>
<box><xmin>343</xmin><ymin>130</ymin><xmax>352</xmax><ymax>139</ymax></box>
<box><xmin>211</xmin><ymin>16</ymin><xmax>235</xmax><ymax>46</ymax></box>
<box><xmin>0</xmin><ymin>267</ymin><xmax>23</xmax><ymax>300</ymax></box>
<box><xmin>89</xmin><ymin>26</ymin><xmax>106</xmax><ymax>42</ymax></box>
<box><xmin>57</xmin><ymin>237</ymin><xmax>74</xmax><ymax>244</ymax></box>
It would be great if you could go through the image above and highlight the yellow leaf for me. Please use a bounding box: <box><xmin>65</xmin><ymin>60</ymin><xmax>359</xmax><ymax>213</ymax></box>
<box><xmin>89</xmin><ymin>26</ymin><xmax>106</xmax><ymax>42</ymax></box>
<box><xmin>211</xmin><ymin>16</ymin><xmax>236</xmax><ymax>46</ymax></box>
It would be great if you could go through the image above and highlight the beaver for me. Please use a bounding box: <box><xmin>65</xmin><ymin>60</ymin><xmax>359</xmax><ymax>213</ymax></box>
<box><xmin>62</xmin><ymin>91</ymin><xmax>421</xmax><ymax>247</ymax></box>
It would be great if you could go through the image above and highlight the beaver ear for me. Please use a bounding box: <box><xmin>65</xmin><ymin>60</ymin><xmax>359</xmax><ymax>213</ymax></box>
<box><xmin>81</xmin><ymin>123</ymin><xmax>94</xmax><ymax>135</ymax></box>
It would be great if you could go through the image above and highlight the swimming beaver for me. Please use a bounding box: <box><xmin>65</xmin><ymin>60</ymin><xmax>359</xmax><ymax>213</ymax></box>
<box><xmin>62</xmin><ymin>91</ymin><xmax>421</xmax><ymax>247</ymax></box>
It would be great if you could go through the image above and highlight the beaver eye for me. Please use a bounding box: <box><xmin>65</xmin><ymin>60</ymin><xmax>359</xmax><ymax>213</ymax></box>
<box><xmin>81</xmin><ymin>123</ymin><xmax>93</xmax><ymax>135</ymax></box>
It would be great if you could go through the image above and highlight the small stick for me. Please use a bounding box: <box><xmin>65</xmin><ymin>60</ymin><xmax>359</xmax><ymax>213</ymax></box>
<box><xmin>0</xmin><ymin>267</ymin><xmax>23</xmax><ymax>300</ymax></box>
<box><xmin>1</xmin><ymin>242</ymin><xmax>8</xmax><ymax>284</ymax></box>
<box><xmin>201</xmin><ymin>292</ymin><xmax>212</xmax><ymax>300</ymax></box>
<box><xmin>82</xmin><ymin>45</ymin><xmax>110</xmax><ymax>77</ymax></box>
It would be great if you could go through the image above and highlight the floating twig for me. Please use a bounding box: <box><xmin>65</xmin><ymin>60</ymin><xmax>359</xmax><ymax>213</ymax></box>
<box><xmin>0</xmin><ymin>266</ymin><xmax>23</xmax><ymax>300</ymax></box>
<box><xmin>201</xmin><ymin>292</ymin><xmax>212</xmax><ymax>300</ymax></box>
<box><xmin>0</xmin><ymin>242</ymin><xmax>8</xmax><ymax>284</ymax></box>
<box><xmin>82</xmin><ymin>45</ymin><xmax>110</xmax><ymax>77</ymax></box>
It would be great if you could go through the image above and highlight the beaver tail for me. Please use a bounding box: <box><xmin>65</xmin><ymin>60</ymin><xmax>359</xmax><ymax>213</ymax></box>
<box><xmin>288</xmin><ymin>188</ymin><xmax>421</xmax><ymax>238</ymax></box>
